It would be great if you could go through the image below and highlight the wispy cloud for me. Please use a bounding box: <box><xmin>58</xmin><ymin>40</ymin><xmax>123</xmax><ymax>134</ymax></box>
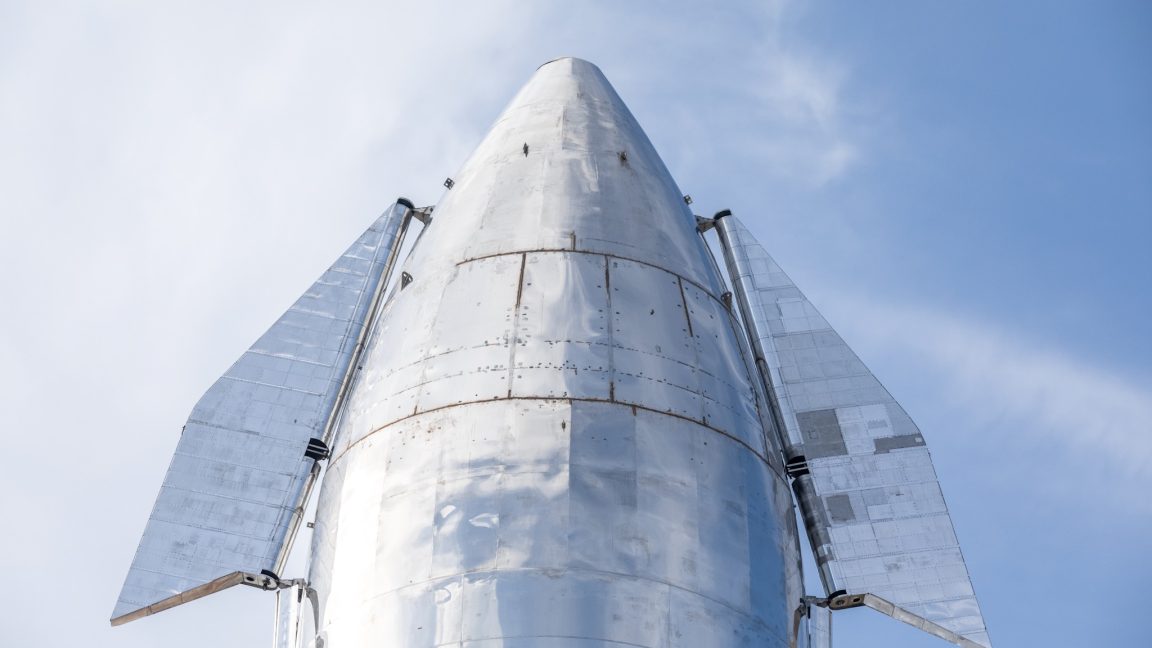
<box><xmin>518</xmin><ymin>1</ymin><xmax>860</xmax><ymax>189</ymax></box>
<box><xmin>729</xmin><ymin>1</ymin><xmax>860</xmax><ymax>187</ymax></box>
<box><xmin>835</xmin><ymin>296</ymin><xmax>1152</xmax><ymax>480</ymax></box>
<box><xmin>747</xmin><ymin>45</ymin><xmax>858</xmax><ymax>185</ymax></box>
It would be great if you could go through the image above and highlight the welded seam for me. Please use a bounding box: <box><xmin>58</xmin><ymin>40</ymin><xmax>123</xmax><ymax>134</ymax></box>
<box><xmin>604</xmin><ymin>256</ymin><xmax>615</xmax><ymax>401</ymax></box>
<box><xmin>446</xmin><ymin>636</ymin><xmax>650</xmax><ymax>648</ymax></box>
<box><xmin>451</xmin><ymin>250</ymin><xmax>751</xmax><ymax>384</ymax></box>
<box><xmin>507</xmin><ymin>253</ymin><xmax>528</xmax><ymax>397</ymax></box>
<box><xmin>352</xmin><ymin>564</ymin><xmax>787</xmax><ymax>646</ymax></box>
<box><xmin>676</xmin><ymin>276</ymin><xmax>695</xmax><ymax>339</ymax></box>
<box><xmin>457</xmin><ymin>247</ymin><xmax>724</xmax><ymax>304</ymax></box>
<box><xmin>675</xmin><ymin>275</ymin><xmax>705</xmax><ymax>425</ymax></box>
<box><xmin>329</xmin><ymin>396</ymin><xmax>772</xmax><ymax>469</ymax></box>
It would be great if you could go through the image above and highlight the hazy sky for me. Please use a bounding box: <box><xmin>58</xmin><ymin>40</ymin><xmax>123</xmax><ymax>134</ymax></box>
<box><xmin>1</xmin><ymin>2</ymin><xmax>1148</xmax><ymax>646</ymax></box>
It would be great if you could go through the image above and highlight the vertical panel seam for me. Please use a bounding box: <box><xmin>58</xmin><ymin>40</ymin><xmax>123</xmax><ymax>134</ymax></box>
<box><xmin>676</xmin><ymin>276</ymin><xmax>695</xmax><ymax>339</ymax></box>
<box><xmin>605</xmin><ymin>256</ymin><xmax>615</xmax><ymax>401</ymax></box>
<box><xmin>677</xmin><ymin>275</ymin><xmax>705</xmax><ymax>424</ymax></box>
<box><xmin>507</xmin><ymin>252</ymin><xmax>528</xmax><ymax>397</ymax></box>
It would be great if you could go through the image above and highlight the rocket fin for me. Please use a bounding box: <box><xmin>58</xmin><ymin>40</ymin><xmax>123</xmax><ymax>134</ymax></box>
<box><xmin>714</xmin><ymin>214</ymin><xmax>992</xmax><ymax>647</ymax></box>
<box><xmin>111</xmin><ymin>200</ymin><xmax>413</xmax><ymax>625</ymax></box>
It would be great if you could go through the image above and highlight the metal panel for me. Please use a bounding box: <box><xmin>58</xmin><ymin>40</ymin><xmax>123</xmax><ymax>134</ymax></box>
<box><xmin>608</xmin><ymin>257</ymin><xmax>702</xmax><ymax>421</ymax></box>
<box><xmin>272</xmin><ymin>581</ymin><xmax>304</xmax><ymax>648</ymax></box>
<box><xmin>311</xmin><ymin>399</ymin><xmax>796</xmax><ymax>647</ymax></box>
<box><xmin>714</xmin><ymin>214</ymin><xmax>992</xmax><ymax>647</ymax></box>
<box><xmin>512</xmin><ymin>252</ymin><xmax>612</xmax><ymax>399</ymax></box>
<box><xmin>417</xmin><ymin>254</ymin><xmax>522</xmax><ymax>411</ymax></box>
<box><xmin>683</xmin><ymin>279</ymin><xmax>767</xmax><ymax>453</ymax></box>
<box><xmin>334</xmin><ymin>247</ymin><xmax>770</xmax><ymax>458</ymax></box>
<box><xmin>807</xmin><ymin>604</ymin><xmax>832</xmax><ymax>648</ymax></box>
<box><xmin>112</xmin><ymin>201</ymin><xmax>411</xmax><ymax>625</ymax></box>
<box><xmin>329</xmin><ymin>247</ymin><xmax>441</xmax><ymax>450</ymax></box>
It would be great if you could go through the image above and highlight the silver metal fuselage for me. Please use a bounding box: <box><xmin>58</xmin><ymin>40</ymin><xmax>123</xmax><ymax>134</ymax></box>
<box><xmin>112</xmin><ymin>56</ymin><xmax>991</xmax><ymax>647</ymax></box>
<box><xmin>307</xmin><ymin>58</ymin><xmax>803</xmax><ymax>646</ymax></box>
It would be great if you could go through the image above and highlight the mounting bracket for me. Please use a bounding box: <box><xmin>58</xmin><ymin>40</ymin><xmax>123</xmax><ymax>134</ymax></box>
<box><xmin>791</xmin><ymin>592</ymin><xmax>985</xmax><ymax>648</ymax></box>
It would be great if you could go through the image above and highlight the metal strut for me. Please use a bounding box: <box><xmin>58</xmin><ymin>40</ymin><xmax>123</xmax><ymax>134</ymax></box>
<box><xmin>265</xmin><ymin>577</ymin><xmax>314</xmax><ymax>648</ymax></box>
<box><xmin>791</xmin><ymin>592</ymin><xmax>985</xmax><ymax>648</ymax></box>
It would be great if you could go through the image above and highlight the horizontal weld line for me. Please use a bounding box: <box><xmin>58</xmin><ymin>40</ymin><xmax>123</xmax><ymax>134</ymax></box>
<box><xmin>448</xmin><ymin>636</ymin><xmax>649</xmax><ymax>648</ymax></box>
<box><xmin>772</xmin><ymin>372</ymin><xmax>876</xmax><ymax>386</ymax></box>
<box><xmin>145</xmin><ymin>512</ymin><xmax>284</xmax><ymax>543</ymax></box>
<box><xmin>218</xmin><ymin>375</ymin><xmax>328</xmax><ymax>396</ymax></box>
<box><xmin>328</xmin><ymin>396</ymin><xmax>769</xmax><ymax>468</ymax></box>
<box><xmin>170</xmin><ymin>450</ymin><xmax>308</xmax><ymax>476</ymax></box>
<box><xmin>455</xmin><ymin>248</ymin><xmax>726</xmax><ymax>307</ymax></box>
<box><xmin>243</xmin><ymin>349</ymin><xmax>337</xmax><ymax>368</ymax></box>
<box><xmin>155</xmin><ymin>482</ymin><xmax>295</xmax><ymax>507</ymax></box>
<box><xmin>830</xmin><ymin>541</ymin><xmax>970</xmax><ymax>563</ymax></box>
<box><xmin>286</xmin><ymin>307</ymin><xmax>344</xmax><ymax>320</ymax></box>
<box><xmin>413</xmin><ymin>339</ymin><xmax>741</xmax><ymax>390</ymax></box>
<box><xmin>184</xmin><ymin>418</ymin><xmax>314</xmax><ymax>438</ymax></box>
<box><xmin>345</xmin><ymin>565</ymin><xmax>786</xmax><ymax>646</ymax></box>
<box><xmin>127</xmin><ymin>554</ymin><xmax>274</xmax><ymax>575</ymax></box>
<box><xmin>370</xmin><ymin>368</ymin><xmax>750</xmax><ymax>412</ymax></box>
<box><xmin>806</xmin><ymin>472</ymin><xmax>940</xmax><ymax>491</ymax></box>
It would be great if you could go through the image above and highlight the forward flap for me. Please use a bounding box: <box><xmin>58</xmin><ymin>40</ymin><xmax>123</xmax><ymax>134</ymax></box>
<box><xmin>715</xmin><ymin>214</ymin><xmax>991</xmax><ymax>647</ymax></box>
<box><xmin>111</xmin><ymin>201</ymin><xmax>412</xmax><ymax>624</ymax></box>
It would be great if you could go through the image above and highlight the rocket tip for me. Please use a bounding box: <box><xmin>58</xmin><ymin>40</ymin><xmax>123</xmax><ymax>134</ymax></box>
<box><xmin>537</xmin><ymin>56</ymin><xmax>600</xmax><ymax>71</ymax></box>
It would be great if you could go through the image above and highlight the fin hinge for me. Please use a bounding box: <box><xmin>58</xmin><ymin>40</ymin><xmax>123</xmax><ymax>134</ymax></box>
<box><xmin>790</xmin><ymin>592</ymin><xmax>985</xmax><ymax>648</ymax></box>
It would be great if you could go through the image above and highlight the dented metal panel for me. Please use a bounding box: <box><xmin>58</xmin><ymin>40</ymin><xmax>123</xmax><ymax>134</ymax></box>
<box><xmin>609</xmin><ymin>257</ymin><xmax>702</xmax><ymax>421</ymax></box>
<box><xmin>715</xmin><ymin>213</ymin><xmax>991</xmax><ymax>647</ymax></box>
<box><xmin>513</xmin><ymin>252</ymin><xmax>612</xmax><ymax>399</ymax></box>
<box><xmin>111</xmin><ymin>201</ymin><xmax>411</xmax><ymax>625</ymax></box>
<box><xmin>314</xmin><ymin>400</ymin><xmax>799</xmax><ymax>647</ymax></box>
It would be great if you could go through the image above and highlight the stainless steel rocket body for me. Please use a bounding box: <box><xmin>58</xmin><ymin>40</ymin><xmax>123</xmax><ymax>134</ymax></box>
<box><xmin>307</xmin><ymin>58</ymin><xmax>804</xmax><ymax>646</ymax></box>
<box><xmin>106</xmin><ymin>56</ymin><xmax>807</xmax><ymax>646</ymax></box>
<box><xmin>113</xmin><ymin>55</ymin><xmax>993</xmax><ymax>647</ymax></box>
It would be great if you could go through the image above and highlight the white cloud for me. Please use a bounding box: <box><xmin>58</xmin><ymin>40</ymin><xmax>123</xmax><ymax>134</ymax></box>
<box><xmin>834</xmin><ymin>296</ymin><xmax>1152</xmax><ymax>481</ymax></box>
<box><xmin>0</xmin><ymin>4</ymin><xmax>545</xmax><ymax>647</ymax></box>
<box><xmin>739</xmin><ymin>4</ymin><xmax>860</xmax><ymax>186</ymax></box>
<box><xmin>505</xmin><ymin>1</ymin><xmax>862</xmax><ymax>189</ymax></box>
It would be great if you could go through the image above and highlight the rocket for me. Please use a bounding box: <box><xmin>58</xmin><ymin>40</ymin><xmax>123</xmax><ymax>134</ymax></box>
<box><xmin>112</xmin><ymin>58</ymin><xmax>992</xmax><ymax>647</ymax></box>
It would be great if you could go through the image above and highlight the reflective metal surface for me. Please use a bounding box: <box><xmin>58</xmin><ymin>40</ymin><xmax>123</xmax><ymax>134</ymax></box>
<box><xmin>273</xmin><ymin>582</ymin><xmax>302</xmax><ymax>648</ymax></box>
<box><xmin>806</xmin><ymin>603</ymin><xmax>831</xmax><ymax>648</ymax></box>
<box><xmin>310</xmin><ymin>58</ymin><xmax>803</xmax><ymax>646</ymax></box>
<box><xmin>112</xmin><ymin>201</ymin><xmax>411</xmax><ymax>625</ymax></box>
<box><xmin>853</xmin><ymin>593</ymin><xmax>984</xmax><ymax>648</ymax></box>
<box><xmin>714</xmin><ymin>214</ymin><xmax>991</xmax><ymax>647</ymax></box>
<box><xmin>274</xmin><ymin>580</ymin><xmax>313</xmax><ymax>648</ymax></box>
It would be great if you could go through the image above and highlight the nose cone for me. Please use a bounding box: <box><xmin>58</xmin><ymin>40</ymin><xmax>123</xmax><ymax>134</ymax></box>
<box><xmin>407</xmin><ymin>57</ymin><xmax>720</xmax><ymax>291</ymax></box>
<box><xmin>316</xmin><ymin>59</ymin><xmax>797</xmax><ymax>648</ymax></box>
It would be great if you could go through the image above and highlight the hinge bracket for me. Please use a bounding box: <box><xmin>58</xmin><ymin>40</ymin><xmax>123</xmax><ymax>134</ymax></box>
<box><xmin>791</xmin><ymin>592</ymin><xmax>985</xmax><ymax>648</ymax></box>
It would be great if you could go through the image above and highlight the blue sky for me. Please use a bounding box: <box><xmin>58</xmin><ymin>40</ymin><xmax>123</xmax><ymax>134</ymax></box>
<box><xmin>0</xmin><ymin>2</ymin><xmax>1147</xmax><ymax>646</ymax></box>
